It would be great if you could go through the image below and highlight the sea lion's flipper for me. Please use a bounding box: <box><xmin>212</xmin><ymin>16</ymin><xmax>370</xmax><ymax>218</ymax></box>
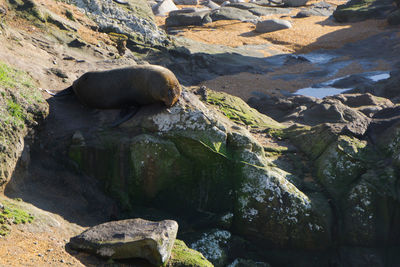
<box><xmin>45</xmin><ymin>86</ymin><xmax>74</xmax><ymax>97</ymax></box>
<box><xmin>110</xmin><ymin>106</ymin><xmax>140</xmax><ymax>128</ymax></box>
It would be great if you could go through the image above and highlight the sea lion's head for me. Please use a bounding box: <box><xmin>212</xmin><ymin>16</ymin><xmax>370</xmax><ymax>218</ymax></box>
<box><xmin>163</xmin><ymin>77</ymin><xmax>182</xmax><ymax>107</ymax></box>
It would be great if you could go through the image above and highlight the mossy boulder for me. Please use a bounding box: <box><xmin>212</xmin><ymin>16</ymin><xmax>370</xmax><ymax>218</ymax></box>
<box><xmin>333</xmin><ymin>0</ymin><xmax>395</xmax><ymax>22</ymax></box>
<box><xmin>314</xmin><ymin>135</ymin><xmax>369</xmax><ymax>201</ymax></box>
<box><xmin>168</xmin><ymin>239</ymin><xmax>213</xmax><ymax>267</ymax></box>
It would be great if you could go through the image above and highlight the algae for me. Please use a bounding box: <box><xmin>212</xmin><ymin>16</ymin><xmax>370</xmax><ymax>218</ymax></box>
<box><xmin>168</xmin><ymin>239</ymin><xmax>213</xmax><ymax>267</ymax></box>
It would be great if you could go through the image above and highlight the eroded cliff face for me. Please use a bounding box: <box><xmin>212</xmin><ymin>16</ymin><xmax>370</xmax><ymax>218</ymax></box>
<box><xmin>0</xmin><ymin>60</ymin><xmax>48</xmax><ymax>187</ymax></box>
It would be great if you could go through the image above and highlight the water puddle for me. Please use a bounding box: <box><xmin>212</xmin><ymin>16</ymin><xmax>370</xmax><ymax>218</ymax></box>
<box><xmin>366</xmin><ymin>72</ymin><xmax>390</xmax><ymax>82</ymax></box>
<box><xmin>294</xmin><ymin>87</ymin><xmax>351</xmax><ymax>98</ymax></box>
<box><xmin>294</xmin><ymin>71</ymin><xmax>391</xmax><ymax>98</ymax></box>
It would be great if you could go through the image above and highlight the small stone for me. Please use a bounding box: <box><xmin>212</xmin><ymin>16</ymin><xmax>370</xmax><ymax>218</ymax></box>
<box><xmin>255</xmin><ymin>19</ymin><xmax>292</xmax><ymax>33</ymax></box>
<box><xmin>38</xmin><ymin>254</ymin><xmax>43</xmax><ymax>257</ymax></box>
<box><xmin>60</xmin><ymin>259</ymin><xmax>65</xmax><ymax>263</ymax></box>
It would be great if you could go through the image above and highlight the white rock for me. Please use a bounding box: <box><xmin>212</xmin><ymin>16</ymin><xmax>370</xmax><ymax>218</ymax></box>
<box><xmin>153</xmin><ymin>0</ymin><xmax>179</xmax><ymax>16</ymax></box>
<box><xmin>255</xmin><ymin>19</ymin><xmax>292</xmax><ymax>33</ymax></box>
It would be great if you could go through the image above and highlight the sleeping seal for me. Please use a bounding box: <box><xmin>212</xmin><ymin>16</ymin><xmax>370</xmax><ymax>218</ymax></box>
<box><xmin>48</xmin><ymin>64</ymin><xmax>182</xmax><ymax>126</ymax></box>
<box><xmin>69</xmin><ymin>64</ymin><xmax>181</xmax><ymax>109</ymax></box>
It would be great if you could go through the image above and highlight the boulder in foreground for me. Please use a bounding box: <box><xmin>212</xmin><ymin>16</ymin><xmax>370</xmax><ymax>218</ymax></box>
<box><xmin>69</xmin><ymin>218</ymin><xmax>178</xmax><ymax>266</ymax></box>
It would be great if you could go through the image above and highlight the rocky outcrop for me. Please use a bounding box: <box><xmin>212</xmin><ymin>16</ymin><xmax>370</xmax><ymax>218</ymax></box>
<box><xmin>67</xmin><ymin>0</ymin><xmax>169</xmax><ymax>46</ymax></box>
<box><xmin>247</xmin><ymin>89</ymin><xmax>400</xmax><ymax>264</ymax></box>
<box><xmin>67</xmin><ymin>87</ymin><xmax>333</xmax><ymax>254</ymax></box>
<box><xmin>0</xmin><ymin>61</ymin><xmax>48</xmax><ymax>187</ymax></box>
<box><xmin>69</xmin><ymin>218</ymin><xmax>178</xmax><ymax>265</ymax></box>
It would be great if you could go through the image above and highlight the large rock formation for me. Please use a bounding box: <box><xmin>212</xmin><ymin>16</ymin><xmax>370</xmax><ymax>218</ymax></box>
<box><xmin>67</xmin><ymin>87</ymin><xmax>332</xmax><ymax>254</ymax></box>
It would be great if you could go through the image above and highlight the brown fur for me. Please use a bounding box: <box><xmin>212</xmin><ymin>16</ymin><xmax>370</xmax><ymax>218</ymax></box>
<box><xmin>71</xmin><ymin>64</ymin><xmax>181</xmax><ymax>109</ymax></box>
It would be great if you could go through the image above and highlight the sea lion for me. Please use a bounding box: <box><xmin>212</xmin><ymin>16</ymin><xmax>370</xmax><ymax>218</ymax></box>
<box><xmin>47</xmin><ymin>64</ymin><xmax>182</xmax><ymax>126</ymax></box>
<box><xmin>70</xmin><ymin>64</ymin><xmax>181</xmax><ymax>109</ymax></box>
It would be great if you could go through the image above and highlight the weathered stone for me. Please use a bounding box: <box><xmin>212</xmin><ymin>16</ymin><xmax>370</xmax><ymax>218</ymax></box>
<box><xmin>166</xmin><ymin>10</ymin><xmax>211</xmax><ymax>27</ymax></box>
<box><xmin>190</xmin><ymin>229</ymin><xmax>231</xmax><ymax>267</ymax></box>
<box><xmin>174</xmin><ymin>0</ymin><xmax>198</xmax><ymax>5</ymax></box>
<box><xmin>210</xmin><ymin>6</ymin><xmax>258</xmax><ymax>21</ymax></box>
<box><xmin>203</xmin><ymin>0</ymin><xmax>220</xmax><ymax>9</ymax></box>
<box><xmin>228</xmin><ymin>258</ymin><xmax>271</xmax><ymax>267</ymax></box>
<box><xmin>226</xmin><ymin>3</ymin><xmax>291</xmax><ymax>15</ymax></box>
<box><xmin>295</xmin><ymin>2</ymin><xmax>334</xmax><ymax>18</ymax></box>
<box><xmin>282</xmin><ymin>0</ymin><xmax>308</xmax><ymax>7</ymax></box>
<box><xmin>249</xmin><ymin>6</ymin><xmax>291</xmax><ymax>16</ymax></box>
<box><xmin>69</xmin><ymin>218</ymin><xmax>178</xmax><ymax>265</ymax></box>
<box><xmin>388</xmin><ymin>9</ymin><xmax>400</xmax><ymax>25</ymax></box>
<box><xmin>153</xmin><ymin>0</ymin><xmax>179</xmax><ymax>16</ymax></box>
<box><xmin>68</xmin><ymin>0</ymin><xmax>168</xmax><ymax>46</ymax></box>
<box><xmin>255</xmin><ymin>19</ymin><xmax>292</xmax><ymax>33</ymax></box>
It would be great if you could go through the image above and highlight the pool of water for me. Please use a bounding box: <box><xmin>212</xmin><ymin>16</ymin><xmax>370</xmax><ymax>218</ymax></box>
<box><xmin>294</xmin><ymin>87</ymin><xmax>351</xmax><ymax>98</ymax></box>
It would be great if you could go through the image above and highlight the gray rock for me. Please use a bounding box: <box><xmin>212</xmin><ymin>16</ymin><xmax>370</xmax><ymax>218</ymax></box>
<box><xmin>294</xmin><ymin>1</ymin><xmax>334</xmax><ymax>17</ymax></box>
<box><xmin>147</xmin><ymin>0</ymin><xmax>158</xmax><ymax>7</ymax></box>
<box><xmin>68</xmin><ymin>0</ymin><xmax>167</xmax><ymax>46</ymax></box>
<box><xmin>388</xmin><ymin>9</ymin><xmax>400</xmax><ymax>25</ymax></box>
<box><xmin>252</xmin><ymin>0</ymin><xmax>284</xmax><ymax>6</ymax></box>
<box><xmin>283</xmin><ymin>0</ymin><xmax>308</xmax><ymax>7</ymax></box>
<box><xmin>255</xmin><ymin>19</ymin><xmax>292</xmax><ymax>33</ymax></box>
<box><xmin>174</xmin><ymin>0</ymin><xmax>199</xmax><ymax>4</ymax></box>
<box><xmin>226</xmin><ymin>3</ymin><xmax>291</xmax><ymax>15</ymax></box>
<box><xmin>153</xmin><ymin>0</ymin><xmax>179</xmax><ymax>16</ymax></box>
<box><xmin>210</xmin><ymin>6</ymin><xmax>258</xmax><ymax>21</ymax></box>
<box><xmin>226</xmin><ymin>2</ymin><xmax>260</xmax><ymax>9</ymax></box>
<box><xmin>190</xmin><ymin>229</ymin><xmax>231</xmax><ymax>267</ymax></box>
<box><xmin>203</xmin><ymin>0</ymin><xmax>220</xmax><ymax>9</ymax></box>
<box><xmin>166</xmin><ymin>10</ymin><xmax>211</xmax><ymax>27</ymax></box>
<box><xmin>228</xmin><ymin>258</ymin><xmax>271</xmax><ymax>267</ymax></box>
<box><xmin>69</xmin><ymin>218</ymin><xmax>178</xmax><ymax>266</ymax></box>
<box><xmin>249</xmin><ymin>6</ymin><xmax>291</xmax><ymax>16</ymax></box>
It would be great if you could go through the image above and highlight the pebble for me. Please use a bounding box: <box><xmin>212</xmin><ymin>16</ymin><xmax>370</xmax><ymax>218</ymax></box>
<box><xmin>38</xmin><ymin>254</ymin><xmax>43</xmax><ymax>257</ymax></box>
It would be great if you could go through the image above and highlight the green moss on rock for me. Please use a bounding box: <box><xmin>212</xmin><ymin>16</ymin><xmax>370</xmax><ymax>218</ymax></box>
<box><xmin>168</xmin><ymin>240</ymin><xmax>213</xmax><ymax>267</ymax></box>
<box><xmin>206</xmin><ymin>90</ymin><xmax>282</xmax><ymax>130</ymax></box>
<box><xmin>333</xmin><ymin>0</ymin><xmax>394</xmax><ymax>22</ymax></box>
